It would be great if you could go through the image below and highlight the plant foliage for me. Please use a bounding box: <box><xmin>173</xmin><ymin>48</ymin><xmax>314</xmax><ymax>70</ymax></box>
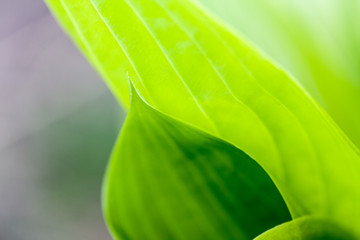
<box><xmin>46</xmin><ymin>0</ymin><xmax>360</xmax><ymax>239</ymax></box>
<box><xmin>103</xmin><ymin>83</ymin><xmax>290</xmax><ymax>239</ymax></box>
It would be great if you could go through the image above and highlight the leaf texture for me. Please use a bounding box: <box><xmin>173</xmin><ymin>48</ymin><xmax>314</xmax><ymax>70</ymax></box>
<box><xmin>103</xmin><ymin>83</ymin><xmax>291</xmax><ymax>239</ymax></box>
<box><xmin>193</xmin><ymin>0</ymin><xmax>360</xmax><ymax>148</ymax></box>
<box><xmin>46</xmin><ymin>0</ymin><xmax>360</xmax><ymax>236</ymax></box>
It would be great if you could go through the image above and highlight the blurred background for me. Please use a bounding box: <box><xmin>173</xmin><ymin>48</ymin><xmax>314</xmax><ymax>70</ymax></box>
<box><xmin>1</xmin><ymin>0</ymin><xmax>359</xmax><ymax>239</ymax></box>
<box><xmin>0</xmin><ymin>0</ymin><xmax>123</xmax><ymax>239</ymax></box>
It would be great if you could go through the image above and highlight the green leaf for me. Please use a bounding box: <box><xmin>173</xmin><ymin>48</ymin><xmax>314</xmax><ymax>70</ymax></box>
<box><xmin>254</xmin><ymin>216</ymin><xmax>356</xmax><ymax>240</ymax></box>
<box><xmin>45</xmin><ymin>0</ymin><xmax>133</xmax><ymax>106</ymax></box>
<box><xmin>194</xmin><ymin>0</ymin><xmax>360</xmax><ymax>149</ymax></box>
<box><xmin>46</xmin><ymin>0</ymin><xmax>360</xmax><ymax>237</ymax></box>
<box><xmin>103</xmin><ymin>83</ymin><xmax>291</xmax><ymax>239</ymax></box>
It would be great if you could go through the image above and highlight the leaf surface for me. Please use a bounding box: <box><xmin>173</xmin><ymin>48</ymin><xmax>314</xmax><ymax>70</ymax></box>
<box><xmin>103</xmin><ymin>84</ymin><xmax>291</xmax><ymax>240</ymax></box>
<box><xmin>255</xmin><ymin>216</ymin><xmax>355</xmax><ymax>240</ymax></box>
<box><xmin>46</xmin><ymin>0</ymin><xmax>360</xmax><ymax>236</ymax></box>
<box><xmin>194</xmin><ymin>0</ymin><xmax>360</xmax><ymax>148</ymax></box>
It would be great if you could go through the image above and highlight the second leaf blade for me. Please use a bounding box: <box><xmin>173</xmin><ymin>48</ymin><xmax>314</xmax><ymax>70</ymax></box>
<box><xmin>103</xmin><ymin>86</ymin><xmax>291</xmax><ymax>239</ymax></box>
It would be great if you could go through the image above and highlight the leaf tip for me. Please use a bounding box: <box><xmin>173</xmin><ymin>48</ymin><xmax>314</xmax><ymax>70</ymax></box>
<box><xmin>126</xmin><ymin>71</ymin><xmax>147</xmax><ymax>108</ymax></box>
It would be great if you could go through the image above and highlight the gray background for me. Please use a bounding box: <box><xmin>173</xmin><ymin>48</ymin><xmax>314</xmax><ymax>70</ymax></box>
<box><xmin>0</xmin><ymin>0</ymin><xmax>122</xmax><ymax>239</ymax></box>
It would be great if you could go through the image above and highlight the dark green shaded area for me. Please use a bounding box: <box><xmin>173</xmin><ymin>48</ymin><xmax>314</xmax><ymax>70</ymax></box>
<box><xmin>103</xmin><ymin>87</ymin><xmax>291</xmax><ymax>240</ymax></box>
